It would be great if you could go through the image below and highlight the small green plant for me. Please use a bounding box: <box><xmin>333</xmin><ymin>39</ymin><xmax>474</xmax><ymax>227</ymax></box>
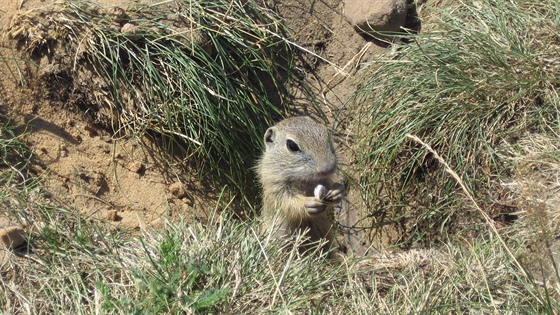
<box><xmin>98</xmin><ymin>232</ymin><xmax>229</xmax><ymax>313</ymax></box>
<box><xmin>0</xmin><ymin>115</ymin><xmax>31</xmax><ymax>185</ymax></box>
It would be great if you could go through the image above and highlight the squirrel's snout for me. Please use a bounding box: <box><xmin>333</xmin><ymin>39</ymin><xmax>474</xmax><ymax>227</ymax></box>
<box><xmin>316</xmin><ymin>160</ymin><xmax>337</xmax><ymax>178</ymax></box>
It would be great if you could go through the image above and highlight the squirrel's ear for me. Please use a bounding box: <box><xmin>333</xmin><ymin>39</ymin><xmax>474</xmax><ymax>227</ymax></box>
<box><xmin>264</xmin><ymin>127</ymin><xmax>276</xmax><ymax>147</ymax></box>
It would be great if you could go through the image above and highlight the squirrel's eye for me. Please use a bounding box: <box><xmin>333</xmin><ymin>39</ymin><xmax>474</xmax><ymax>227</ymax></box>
<box><xmin>286</xmin><ymin>139</ymin><xmax>300</xmax><ymax>152</ymax></box>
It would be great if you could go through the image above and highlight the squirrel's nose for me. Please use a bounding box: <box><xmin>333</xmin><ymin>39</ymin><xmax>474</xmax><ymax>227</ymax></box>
<box><xmin>317</xmin><ymin>158</ymin><xmax>337</xmax><ymax>178</ymax></box>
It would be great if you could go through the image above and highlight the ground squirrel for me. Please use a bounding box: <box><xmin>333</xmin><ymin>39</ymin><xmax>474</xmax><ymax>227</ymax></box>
<box><xmin>257</xmin><ymin>116</ymin><xmax>344</xmax><ymax>255</ymax></box>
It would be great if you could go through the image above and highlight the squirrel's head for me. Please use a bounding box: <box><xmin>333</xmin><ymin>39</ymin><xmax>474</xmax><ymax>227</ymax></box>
<box><xmin>259</xmin><ymin>116</ymin><xmax>337</xmax><ymax>183</ymax></box>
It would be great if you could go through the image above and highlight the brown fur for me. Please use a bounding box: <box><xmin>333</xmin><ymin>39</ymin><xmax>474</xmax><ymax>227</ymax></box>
<box><xmin>257</xmin><ymin>116</ymin><xmax>343</xmax><ymax>255</ymax></box>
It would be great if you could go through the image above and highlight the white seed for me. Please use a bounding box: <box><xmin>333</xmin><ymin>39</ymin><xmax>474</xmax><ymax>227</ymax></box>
<box><xmin>314</xmin><ymin>184</ymin><xmax>327</xmax><ymax>200</ymax></box>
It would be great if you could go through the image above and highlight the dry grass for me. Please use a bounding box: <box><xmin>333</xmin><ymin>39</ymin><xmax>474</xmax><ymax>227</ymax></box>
<box><xmin>501</xmin><ymin>131</ymin><xmax>560</xmax><ymax>287</ymax></box>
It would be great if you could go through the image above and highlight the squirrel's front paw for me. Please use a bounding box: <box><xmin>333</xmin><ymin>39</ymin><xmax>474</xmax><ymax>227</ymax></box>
<box><xmin>304</xmin><ymin>197</ymin><xmax>327</xmax><ymax>214</ymax></box>
<box><xmin>324</xmin><ymin>183</ymin><xmax>345</xmax><ymax>203</ymax></box>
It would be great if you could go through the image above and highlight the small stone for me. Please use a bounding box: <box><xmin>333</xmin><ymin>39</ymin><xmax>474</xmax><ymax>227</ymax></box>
<box><xmin>149</xmin><ymin>218</ymin><xmax>163</xmax><ymax>228</ymax></box>
<box><xmin>174</xmin><ymin>27</ymin><xmax>213</xmax><ymax>55</ymax></box>
<box><xmin>121</xmin><ymin>23</ymin><xmax>142</xmax><ymax>40</ymax></box>
<box><xmin>344</xmin><ymin>0</ymin><xmax>408</xmax><ymax>35</ymax></box>
<box><xmin>106</xmin><ymin>210</ymin><xmax>120</xmax><ymax>222</ymax></box>
<box><xmin>60</xmin><ymin>145</ymin><xmax>68</xmax><ymax>157</ymax></box>
<box><xmin>127</xmin><ymin>161</ymin><xmax>145</xmax><ymax>174</ymax></box>
<box><xmin>0</xmin><ymin>226</ymin><xmax>26</xmax><ymax>249</ymax></box>
<box><xmin>169</xmin><ymin>182</ymin><xmax>187</xmax><ymax>199</ymax></box>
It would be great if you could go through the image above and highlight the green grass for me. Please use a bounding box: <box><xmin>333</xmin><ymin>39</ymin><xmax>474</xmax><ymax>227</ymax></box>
<box><xmin>8</xmin><ymin>0</ymin><xmax>296</xmax><ymax>194</ymax></box>
<box><xmin>0</xmin><ymin>115</ymin><xmax>32</xmax><ymax>188</ymax></box>
<box><xmin>353</xmin><ymin>0</ymin><xmax>560</xmax><ymax>246</ymax></box>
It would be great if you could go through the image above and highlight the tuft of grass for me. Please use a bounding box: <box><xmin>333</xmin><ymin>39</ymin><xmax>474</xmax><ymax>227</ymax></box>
<box><xmin>344</xmin><ymin>236</ymin><xmax>559</xmax><ymax>314</ymax></box>
<box><xmin>353</xmin><ymin>0</ymin><xmax>560</xmax><ymax>246</ymax></box>
<box><xmin>0</xmin><ymin>115</ymin><xmax>31</xmax><ymax>186</ymax></box>
<box><xmin>7</xmin><ymin>0</ymin><xmax>296</xmax><ymax>193</ymax></box>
